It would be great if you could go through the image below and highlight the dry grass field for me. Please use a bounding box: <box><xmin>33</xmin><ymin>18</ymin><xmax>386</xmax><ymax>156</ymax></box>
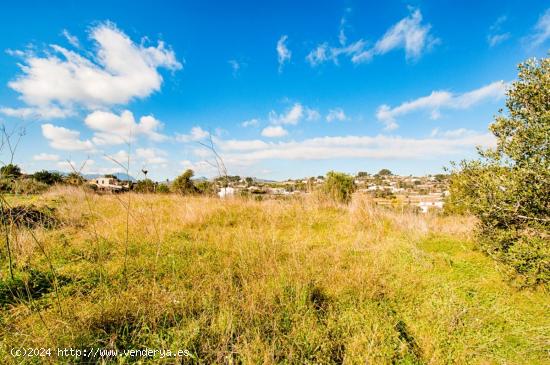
<box><xmin>0</xmin><ymin>186</ymin><xmax>548</xmax><ymax>364</ymax></box>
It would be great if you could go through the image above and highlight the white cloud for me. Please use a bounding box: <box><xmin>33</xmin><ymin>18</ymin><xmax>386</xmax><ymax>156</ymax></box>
<box><xmin>0</xmin><ymin>106</ymin><xmax>73</xmax><ymax>119</ymax></box>
<box><xmin>62</xmin><ymin>29</ymin><xmax>80</xmax><ymax>48</ymax></box>
<box><xmin>306</xmin><ymin>8</ymin><xmax>437</xmax><ymax>67</ymax></box>
<box><xmin>180</xmin><ymin>159</ymin><xmax>217</xmax><ymax>175</ymax></box>
<box><xmin>57</xmin><ymin>159</ymin><xmax>95</xmax><ymax>173</ymax></box>
<box><xmin>136</xmin><ymin>148</ymin><xmax>168</xmax><ymax>165</ymax></box>
<box><xmin>276</xmin><ymin>35</ymin><xmax>291</xmax><ymax>72</ymax></box>
<box><xmin>430</xmin><ymin>128</ymin><xmax>481</xmax><ymax>138</ymax></box>
<box><xmin>326</xmin><ymin>108</ymin><xmax>346</xmax><ymax>122</ymax></box>
<box><xmin>376</xmin><ymin>80</ymin><xmax>507</xmax><ymax>130</ymax></box>
<box><xmin>84</xmin><ymin>110</ymin><xmax>166</xmax><ymax>145</ymax></box>
<box><xmin>373</xmin><ymin>8</ymin><xmax>439</xmax><ymax>61</ymax></box>
<box><xmin>487</xmin><ymin>16</ymin><xmax>510</xmax><ymax>47</ymax></box>
<box><xmin>488</xmin><ymin>33</ymin><xmax>511</xmax><ymax>47</ymax></box>
<box><xmin>176</xmin><ymin>126</ymin><xmax>210</xmax><ymax>142</ymax></box>
<box><xmin>201</xmin><ymin>131</ymin><xmax>495</xmax><ymax>166</ymax></box>
<box><xmin>307</xmin><ymin>40</ymin><xmax>367</xmax><ymax>66</ymax></box>
<box><xmin>525</xmin><ymin>8</ymin><xmax>550</xmax><ymax>47</ymax></box>
<box><xmin>33</xmin><ymin>153</ymin><xmax>60</xmax><ymax>161</ymax></box>
<box><xmin>41</xmin><ymin>123</ymin><xmax>94</xmax><ymax>151</ymax></box>
<box><xmin>104</xmin><ymin>150</ymin><xmax>129</xmax><ymax>164</ymax></box>
<box><xmin>306</xmin><ymin>43</ymin><xmax>329</xmax><ymax>66</ymax></box>
<box><xmin>241</xmin><ymin>118</ymin><xmax>259</xmax><ymax>127</ymax></box>
<box><xmin>305</xmin><ymin>107</ymin><xmax>321</xmax><ymax>121</ymax></box>
<box><xmin>269</xmin><ymin>103</ymin><xmax>304</xmax><ymax>125</ymax></box>
<box><xmin>261</xmin><ymin>125</ymin><xmax>288</xmax><ymax>138</ymax></box>
<box><xmin>8</xmin><ymin>22</ymin><xmax>182</xmax><ymax>113</ymax></box>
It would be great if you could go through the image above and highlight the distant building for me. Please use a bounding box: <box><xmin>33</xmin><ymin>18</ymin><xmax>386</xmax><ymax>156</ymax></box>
<box><xmin>90</xmin><ymin>176</ymin><xmax>127</xmax><ymax>191</ymax></box>
<box><xmin>417</xmin><ymin>201</ymin><xmax>444</xmax><ymax>213</ymax></box>
<box><xmin>218</xmin><ymin>187</ymin><xmax>235</xmax><ymax>198</ymax></box>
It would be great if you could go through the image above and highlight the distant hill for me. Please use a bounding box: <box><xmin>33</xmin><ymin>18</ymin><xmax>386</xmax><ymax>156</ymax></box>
<box><xmin>83</xmin><ymin>172</ymin><xmax>136</xmax><ymax>181</ymax></box>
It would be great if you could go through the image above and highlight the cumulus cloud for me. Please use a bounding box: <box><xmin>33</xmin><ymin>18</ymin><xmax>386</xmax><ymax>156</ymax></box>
<box><xmin>180</xmin><ymin>159</ymin><xmax>217</xmax><ymax>175</ymax></box>
<box><xmin>306</xmin><ymin>8</ymin><xmax>438</xmax><ymax>67</ymax></box>
<box><xmin>33</xmin><ymin>153</ymin><xmax>60</xmax><ymax>161</ymax></box>
<box><xmin>376</xmin><ymin>80</ymin><xmax>508</xmax><ymax>130</ymax></box>
<box><xmin>524</xmin><ymin>8</ymin><xmax>550</xmax><ymax>48</ymax></box>
<box><xmin>41</xmin><ymin>123</ymin><xmax>94</xmax><ymax>151</ymax></box>
<box><xmin>7</xmin><ymin>22</ymin><xmax>182</xmax><ymax>114</ymax></box>
<box><xmin>102</xmin><ymin>150</ymin><xmax>131</xmax><ymax>168</ymax></box>
<box><xmin>136</xmin><ymin>147</ymin><xmax>168</xmax><ymax>165</ymax></box>
<box><xmin>84</xmin><ymin>110</ymin><xmax>166</xmax><ymax>145</ymax></box>
<box><xmin>176</xmin><ymin>126</ymin><xmax>210</xmax><ymax>142</ymax></box>
<box><xmin>261</xmin><ymin>125</ymin><xmax>288</xmax><ymax>138</ymax></box>
<box><xmin>276</xmin><ymin>35</ymin><xmax>291</xmax><ymax>72</ymax></box>
<box><xmin>487</xmin><ymin>16</ymin><xmax>510</xmax><ymax>47</ymax></box>
<box><xmin>326</xmin><ymin>108</ymin><xmax>346</xmax><ymax>122</ymax></box>
<box><xmin>0</xmin><ymin>106</ymin><xmax>73</xmax><ymax>119</ymax></box>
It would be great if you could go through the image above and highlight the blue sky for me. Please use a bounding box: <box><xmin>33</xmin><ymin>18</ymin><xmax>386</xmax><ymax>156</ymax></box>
<box><xmin>0</xmin><ymin>0</ymin><xmax>549</xmax><ymax>180</ymax></box>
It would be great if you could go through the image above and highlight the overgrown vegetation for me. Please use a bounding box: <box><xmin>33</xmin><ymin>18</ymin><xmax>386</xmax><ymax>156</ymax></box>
<box><xmin>0</xmin><ymin>188</ymin><xmax>547</xmax><ymax>363</ymax></box>
<box><xmin>322</xmin><ymin>171</ymin><xmax>356</xmax><ymax>204</ymax></box>
<box><xmin>448</xmin><ymin>58</ymin><xmax>549</xmax><ymax>287</ymax></box>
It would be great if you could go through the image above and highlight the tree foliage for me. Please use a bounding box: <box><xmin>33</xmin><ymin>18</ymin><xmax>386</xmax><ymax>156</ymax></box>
<box><xmin>134</xmin><ymin>178</ymin><xmax>156</xmax><ymax>193</ymax></box>
<box><xmin>376</xmin><ymin>169</ymin><xmax>392</xmax><ymax>176</ymax></box>
<box><xmin>323</xmin><ymin>171</ymin><xmax>356</xmax><ymax>204</ymax></box>
<box><xmin>448</xmin><ymin>57</ymin><xmax>549</xmax><ymax>286</ymax></box>
<box><xmin>172</xmin><ymin>169</ymin><xmax>198</xmax><ymax>195</ymax></box>
<box><xmin>0</xmin><ymin>164</ymin><xmax>21</xmax><ymax>179</ymax></box>
<box><xmin>32</xmin><ymin>170</ymin><xmax>63</xmax><ymax>185</ymax></box>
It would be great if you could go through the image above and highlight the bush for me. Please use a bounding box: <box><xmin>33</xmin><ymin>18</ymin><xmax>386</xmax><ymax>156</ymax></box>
<box><xmin>0</xmin><ymin>164</ymin><xmax>21</xmax><ymax>179</ymax></box>
<box><xmin>32</xmin><ymin>170</ymin><xmax>63</xmax><ymax>185</ymax></box>
<box><xmin>134</xmin><ymin>179</ymin><xmax>156</xmax><ymax>193</ymax></box>
<box><xmin>323</xmin><ymin>171</ymin><xmax>356</xmax><ymax>204</ymax></box>
<box><xmin>448</xmin><ymin>57</ymin><xmax>549</xmax><ymax>287</ymax></box>
<box><xmin>195</xmin><ymin>180</ymin><xmax>215</xmax><ymax>195</ymax></box>
<box><xmin>64</xmin><ymin>172</ymin><xmax>84</xmax><ymax>186</ymax></box>
<box><xmin>156</xmin><ymin>184</ymin><xmax>170</xmax><ymax>193</ymax></box>
<box><xmin>172</xmin><ymin>169</ymin><xmax>198</xmax><ymax>195</ymax></box>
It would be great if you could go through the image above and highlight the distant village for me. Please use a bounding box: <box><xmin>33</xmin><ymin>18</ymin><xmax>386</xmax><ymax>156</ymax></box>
<box><xmin>89</xmin><ymin>169</ymin><xmax>449</xmax><ymax>214</ymax></box>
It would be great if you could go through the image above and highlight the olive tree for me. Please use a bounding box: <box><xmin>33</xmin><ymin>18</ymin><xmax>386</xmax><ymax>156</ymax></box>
<box><xmin>447</xmin><ymin>57</ymin><xmax>549</xmax><ymax>286</ymax></box>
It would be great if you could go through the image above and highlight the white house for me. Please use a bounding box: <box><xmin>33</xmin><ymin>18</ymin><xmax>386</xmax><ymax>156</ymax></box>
<box><xmin>218</xmin><ymin>187</ymin><xmax>235</xmax><ymax>198</ymax></box>
<box><xmin>90</xmin><ymin>177</ymin><xmax>125</xmax><ymax>191</ymax></box>
<box><xmin>417</xmin><ymin>201</ymin><xmax>444</xmax><ymax>213</ymax></box>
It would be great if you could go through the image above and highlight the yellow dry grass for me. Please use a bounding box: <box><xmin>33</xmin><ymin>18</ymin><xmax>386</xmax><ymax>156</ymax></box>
<box><xmin>0</xmin><ymin>186</ymin><xmax>548</xmax><ymax>364</ymax></box>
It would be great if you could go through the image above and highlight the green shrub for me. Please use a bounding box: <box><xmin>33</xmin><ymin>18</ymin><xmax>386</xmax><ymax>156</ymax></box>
<box><xmin>32</xmin><ymin>170</ymin><xmax>63</xmax><ymax>185</ymax></box>
<box><xmin>195</xmin><ymin>180</ymin><xmax>215</xmax><ymax>195</ymax></box>
<box><xmin>172</xmin><ymin>169</ymin><xmax>198</xmax><ymax>195</ymax></box>
<box><xmin>449</xmin><ymin>57</ymin><xmax>549</xmax><ymax>287</ymax></box>
<box><xmin>134</xmin><ymin>179</ymin><xmax>156</xmax><ymax>193</ymax></box>
<box><xmin>0</xmin><ymin>164</ymin><xmax>21</xmax><ymax>179</ymax></box>
<box><xmin>323</xmin><ymin>171</ymin><xmax>356</xmax><ymax>204</ymax></box>
<box><xmin>156</xmin><ymin>184</ymin><xmax>170</xmax><ymax>193</ymax></box>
